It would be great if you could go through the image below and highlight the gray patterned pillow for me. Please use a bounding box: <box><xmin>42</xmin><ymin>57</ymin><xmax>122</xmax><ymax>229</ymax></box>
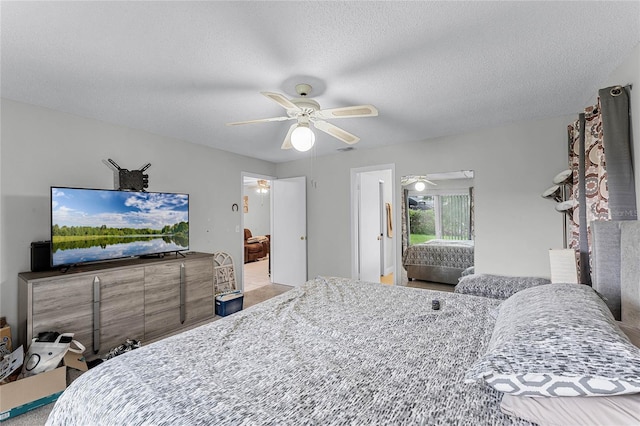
<box><xmin>455</xmin><ymin>273</ymin><xmax>550</xmax><ymax>300</ymax></box>
<box><xmin>465</xmin><ymin>283</ymin><xmax>640</xmax><ymax>397</ymax></box>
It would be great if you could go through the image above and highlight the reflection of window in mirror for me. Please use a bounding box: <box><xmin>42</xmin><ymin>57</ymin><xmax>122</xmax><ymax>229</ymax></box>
<box><xmin>401</xmin><ymin>171</ymin><xmax>474</xmax><ymax>247</ymax></box>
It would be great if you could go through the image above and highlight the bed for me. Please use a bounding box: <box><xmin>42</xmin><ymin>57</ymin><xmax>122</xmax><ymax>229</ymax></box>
<box><xmin>46</xmin><ymin>275</ymin><xmax>640</xmax><ymax>426</ymax></box>
<box><xmin>403</xmin><ymin>239</ymin><xmax>474</xmax><ymax>284</ymax></box>
<box><xmin>47</xmin><ymin>276</ymin><xmax>532</xmax><ymax>425</ymax></box>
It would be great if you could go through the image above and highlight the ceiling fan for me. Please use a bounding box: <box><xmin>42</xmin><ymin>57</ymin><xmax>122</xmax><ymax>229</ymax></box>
<box><xmin>226</xmin><ymin>83</ymin><xmax>378</xmax><ymax>152</ymax></box>
<box><xmin>401</xmin><ymin>175</ymin><xmax>438</xmax><ymax>189</ymax></box>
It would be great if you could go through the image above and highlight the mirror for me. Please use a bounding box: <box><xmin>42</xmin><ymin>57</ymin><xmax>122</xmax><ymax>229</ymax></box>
<box><xmin>401</xmin><ymin>171</ymin><xmax>475</xmax><ymax>286</ymax></box>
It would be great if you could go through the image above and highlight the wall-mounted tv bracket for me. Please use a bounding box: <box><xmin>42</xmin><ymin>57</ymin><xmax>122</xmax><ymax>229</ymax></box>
<box><xmin>106</xmin><ymin>159</ymin><xmax>151</xmax><ymax>191</ymax></box>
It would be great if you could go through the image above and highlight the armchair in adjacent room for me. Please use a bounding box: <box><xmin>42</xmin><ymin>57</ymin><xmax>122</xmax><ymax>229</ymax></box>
<box><xmin>244</xmin><ymin>229</ymin><xmax>269</xmax><ymax>263</ymax></box>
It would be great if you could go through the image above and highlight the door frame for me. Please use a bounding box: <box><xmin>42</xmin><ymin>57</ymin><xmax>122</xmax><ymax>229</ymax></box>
<box><xmin>240</xmin><ymin>171</ymin><xmax>276</xmax><ymax>291</ymax></box>
<box><xmin>350</xmin><ymin>164</ymin><xmax>397</xmax><ymax>284</ymax></box>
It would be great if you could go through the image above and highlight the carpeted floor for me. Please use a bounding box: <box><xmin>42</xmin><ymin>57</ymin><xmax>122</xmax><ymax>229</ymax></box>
<box><xmin>380</xmin><ymin>272</ymin><xmax>394</xmax><ymax>285</ymax></box>
<box><xmin>244</xmin><ymin>283</ymin><xmax>292</xmax><ymax>309</ymax></box>
<box><xmin>243</xmin><ymin>257</ymin><xmax>271</xmax><ymax>292</ymax></box>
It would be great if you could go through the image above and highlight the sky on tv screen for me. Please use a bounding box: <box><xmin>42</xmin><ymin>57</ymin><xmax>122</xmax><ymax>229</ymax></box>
<box><xmin>52</xmin><ymin>187</ymin><xmax>189</xmax><ymax>229</ymax></box>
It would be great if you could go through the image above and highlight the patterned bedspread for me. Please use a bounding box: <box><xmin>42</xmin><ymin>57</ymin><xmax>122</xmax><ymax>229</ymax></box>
<box><xmin>403</xmin><ymin>239</ymin><xmax>474</xmax><ymax>269</ymax></box>
<box><xmin>46</xmin><ymin>276</ymin><xmax>532</xmax><ymax>426</ymax></box>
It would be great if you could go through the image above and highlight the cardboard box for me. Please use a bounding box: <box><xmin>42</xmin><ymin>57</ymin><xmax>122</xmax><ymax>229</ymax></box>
<box><xmin>215</xmin><ymin>292</ymin><xmax>244</xmax><ymax>316</ymax></box>
<box><xmin>0</xmin><ymin>366</ymin><xmax>66</xmax><ymax>421</ymax></box>
<box><xmin>0</xmin><ymin>352</ymin><xmax>87</xmax><ymax>422</ymax></box>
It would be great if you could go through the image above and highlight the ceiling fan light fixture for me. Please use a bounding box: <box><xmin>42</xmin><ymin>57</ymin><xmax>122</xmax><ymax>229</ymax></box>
<box><xmin>414</xmin><ymin>181</ymin><xmax>426</xmax><ymax>192</ymax></box>
<box><xmin>291</xmin><ymin>124</ymin><xmax>315</xmax><ymax>152</ymax></box>
<box><xmin>256</xmin><ymin>179</ymin><xmax>270</xmax><ymax>193</ymax></box>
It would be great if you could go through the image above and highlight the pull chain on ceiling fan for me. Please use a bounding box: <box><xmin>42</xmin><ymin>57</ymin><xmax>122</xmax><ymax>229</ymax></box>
<box><xmin>227</xmin><ymin>83</ymin><xmax>378</xmax><ymax>152</ymax></box>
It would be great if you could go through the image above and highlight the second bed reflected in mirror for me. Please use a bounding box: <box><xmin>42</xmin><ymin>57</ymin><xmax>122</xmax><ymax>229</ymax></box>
<box><xmin>400</xmin><ymin>170</ymin><xmax>475</xmax><ymax>286</ymax></box>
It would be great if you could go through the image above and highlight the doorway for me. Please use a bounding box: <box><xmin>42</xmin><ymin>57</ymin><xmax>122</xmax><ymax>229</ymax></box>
<box><xmin>350</xmin><ymin>164</ymin><xmax>396</xmax><ymax>285</ymax></box>
<box><xmin>241</xmin><ymin>173</ymin><xmax>307</xmax><ymax>291</ymax></box>
<box><xmin>242</xmin><ymin>174</ymin><xmax>273</xmax><ymax>292</ymax></box>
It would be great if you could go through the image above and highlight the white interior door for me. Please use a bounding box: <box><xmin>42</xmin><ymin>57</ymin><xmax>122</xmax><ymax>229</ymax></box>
<box><xmin>271</xmin><ymin>176</ymin><xmax>307</xmax><ymax>286</ymax></box>
<box><xmin>359</xmin><ymin>173</ymin><xmax>382</xmax><ymax>282</ymax></box>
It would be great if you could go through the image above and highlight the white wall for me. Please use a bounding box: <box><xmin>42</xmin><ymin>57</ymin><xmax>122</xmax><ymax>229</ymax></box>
<box><xmin>243</xmin><ymin>189</ymin><xmax>271</xmax><ymax>237</ymax></box>
<box><xmin>0</xmin><ymin>99</ymin><xmax>275</xmax><ymax>341</ymax></box>
<box><xmin>277</xmin><ymin>115</ymin><xmax>571</xmax><ymax>282</ymax></box>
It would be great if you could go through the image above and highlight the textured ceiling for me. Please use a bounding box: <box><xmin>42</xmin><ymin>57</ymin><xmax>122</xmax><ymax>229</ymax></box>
<box><xmin>2</xmin><ymin>1</ymin><xmax>639</xmax><ymax>163</ymax></box>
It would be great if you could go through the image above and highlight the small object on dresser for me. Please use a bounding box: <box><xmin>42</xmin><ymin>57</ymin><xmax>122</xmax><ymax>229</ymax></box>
<box><xmin>432</xmin><ymin>299</ymin><xmax>440</xmax><ymax>310</ymax></box>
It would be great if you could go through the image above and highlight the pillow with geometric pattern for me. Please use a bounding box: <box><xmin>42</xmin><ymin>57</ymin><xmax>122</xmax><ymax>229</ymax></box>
<box><xmin>465</xmin><ymin>283</ymin><xmax>640</xmax><ymax>397</ymax></box>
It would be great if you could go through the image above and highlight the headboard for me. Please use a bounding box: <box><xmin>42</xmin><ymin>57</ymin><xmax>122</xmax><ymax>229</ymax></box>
<box><xmin>591</xmin><ymin>220</ymin><xmax>640</xmax><ymax>325</ymax></box>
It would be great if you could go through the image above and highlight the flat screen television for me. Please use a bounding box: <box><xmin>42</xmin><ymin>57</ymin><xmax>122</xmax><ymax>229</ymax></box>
<box><xmin>51</xmin><ymin>187</ymin><xmax>189</xmax><ymax>267</ymax></box>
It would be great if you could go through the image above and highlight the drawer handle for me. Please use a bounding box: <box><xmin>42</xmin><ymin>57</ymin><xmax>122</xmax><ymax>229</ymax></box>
<box><xmin>180</xmin><ymin>263</ymin><xmax>186</xmax><ymax>324</ymax></box>
<box><xmin>93</xmin><ymin>276</ymin><xmax>101</xmax><ymax>354</ymax></box>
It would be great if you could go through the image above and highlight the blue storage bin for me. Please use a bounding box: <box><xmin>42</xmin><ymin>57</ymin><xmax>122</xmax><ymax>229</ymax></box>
<box><xmin>215</xmin><ymin>292</ymin><xmax>243</xmax><ymax>316</ymax></box>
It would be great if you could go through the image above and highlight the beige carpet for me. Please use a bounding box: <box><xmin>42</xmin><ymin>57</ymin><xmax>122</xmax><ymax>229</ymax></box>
<box><xmin>244</xmin><ymin>283</ymin><xmax>292</xmax><ymax>309</ymax></box>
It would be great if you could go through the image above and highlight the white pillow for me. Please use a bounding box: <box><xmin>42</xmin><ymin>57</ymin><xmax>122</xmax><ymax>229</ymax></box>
<box><xmin>500</xmin><ymin>393</ymin><xmax>640</xmax><ymax>426</ymax></box>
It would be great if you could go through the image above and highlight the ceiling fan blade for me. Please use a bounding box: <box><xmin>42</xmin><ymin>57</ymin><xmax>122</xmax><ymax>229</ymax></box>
<box><xmin>314</xmin><ymin>104</ymin><xmax>378</xmax><ymax>120</ymax></box>
<box><xmin>281</xmin><ymin>123</ymin><xmax>297</xmax><ymax>150</ymax></box>
<box><xmin>313</xmin><ymin>120</ymin><xmax>360</xmax><ymax>145</ymax></box>
<box><xmin>401</xmin><ymin>177</ymin><xmax>418</xmax><ymax>186</ymax></box>
<box><xmin>226</xmin><ymin>116</ymin><xmax>292</xmax><ymax>126</ymax></box>
<box><xmin>401</xmin><ymin>176</ymin><xmax>438</xmax><ymax>188</ymax></box>
<box><xmin>261</xmin><ymin>92</ymin><xmax>300</xmax><ymax>111</ymax></box>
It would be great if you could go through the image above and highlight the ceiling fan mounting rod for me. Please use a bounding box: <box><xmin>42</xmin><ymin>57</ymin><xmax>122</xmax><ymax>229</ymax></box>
<box><xmin>295</xmin><ymin>83</ymin><xmax>313</xmax><ymax>97</ymax></box>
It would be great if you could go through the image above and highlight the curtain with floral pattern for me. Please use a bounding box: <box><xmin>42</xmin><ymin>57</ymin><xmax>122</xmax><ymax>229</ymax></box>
<box><xmin>568</xmin><ymin>104</ymin><xmax>608</xmax><ymax>284</ymax></box>
<box><xmin>567</xmin><ymin>85</ymin><xmax>635</xmax><ymax>284</ymax></box>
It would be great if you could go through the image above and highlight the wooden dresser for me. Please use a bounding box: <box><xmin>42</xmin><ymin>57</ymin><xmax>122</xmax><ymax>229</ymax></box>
<box><xmin>18</xmin><ymin>252</ymin><xmax>214</xmax><ymax>360</ymax></box>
